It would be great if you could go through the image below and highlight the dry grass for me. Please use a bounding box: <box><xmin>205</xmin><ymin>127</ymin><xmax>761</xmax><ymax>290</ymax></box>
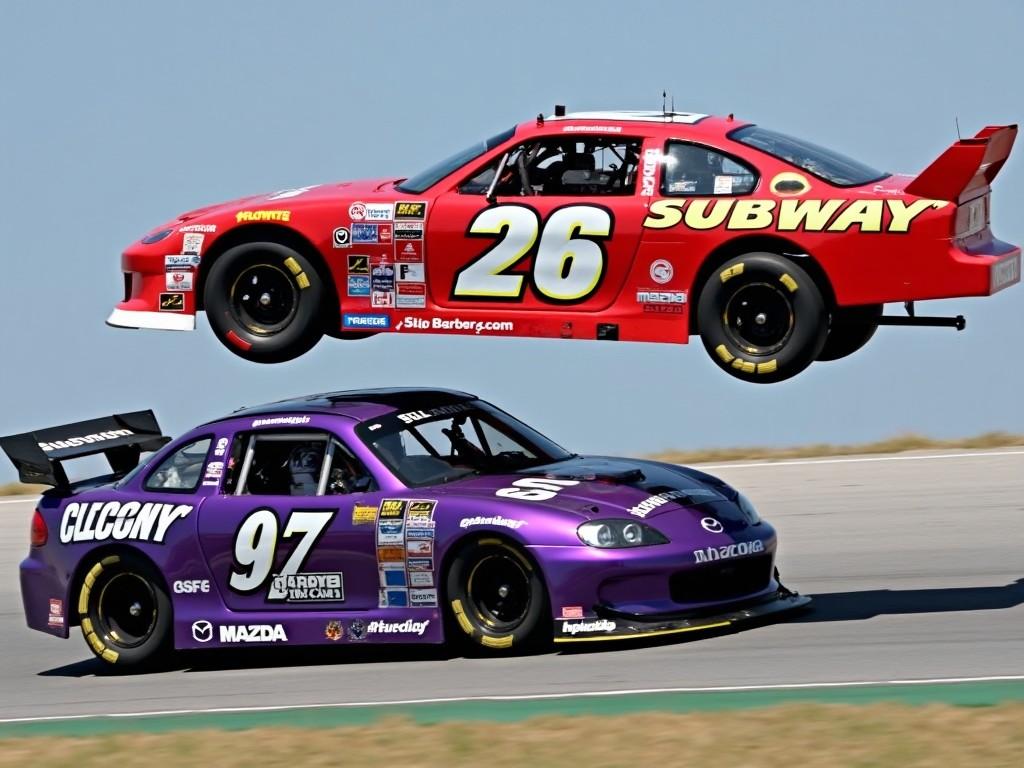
<box><xmin>0</xmin><ymin>482</ymin><xmax>44</xmax><ymax>497</ymax></box>
<box><xmin>2</xmin><ymin>704</ymin><xmax>1024</xmax><ymax>767</ymax></box>
<box><xmin>648</xmin><ymin>431</ymin><xmax>1024</xmax><ymax>465</ymax></box>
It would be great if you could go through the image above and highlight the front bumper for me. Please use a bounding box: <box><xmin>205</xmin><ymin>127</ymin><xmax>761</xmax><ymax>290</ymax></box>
<box><xmin>553</xmin><ymin>588</ymin><xmax>810</xmax><ymax>643</ymax></box>
<box><xmin>107</xmin><ymin>307</ymin><xmax>196</xmax><ymax>331</ymax></box>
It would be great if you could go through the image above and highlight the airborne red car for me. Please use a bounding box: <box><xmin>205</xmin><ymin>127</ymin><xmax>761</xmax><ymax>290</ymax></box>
<box><xmin>110</xmin><ymin>108</ymin><xmax>1020</xmax><ymax>382</ymax></box>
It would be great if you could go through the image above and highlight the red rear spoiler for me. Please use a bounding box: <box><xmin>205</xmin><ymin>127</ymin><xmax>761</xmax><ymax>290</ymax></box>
<box><xmin>904</xmin><ymin>124</ymin><xmax>1017</xmax><ymax>202</ymax></box>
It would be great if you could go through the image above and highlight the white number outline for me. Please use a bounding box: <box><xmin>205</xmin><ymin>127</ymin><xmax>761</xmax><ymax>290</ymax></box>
<box><xmin>451</xmin><ymin>204</ymin><xmax>614</xmax><ymax>304</ymax></box>
<box><xmin>229</xmin><ymin>508</ymin><xmax>335</xmax><ymax>596</ymax></box>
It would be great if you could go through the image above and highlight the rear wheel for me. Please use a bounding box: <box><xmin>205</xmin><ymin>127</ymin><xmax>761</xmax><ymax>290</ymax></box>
<box><xmin>78</xmin><ymin>553</ymin><xmax>172</xmax><ymax>667</ymax></box>
<box><xmin>446</xmin><ymin>538</ymin><xmax>549</xmax><ymax>652</ymax></box>
<box><xmin>697</xmin><ymin>252</ymin><xmax>828</xmax><ymax>383</ymax></box>
<box><xmin>204</xmin><ymin>241</ymin><xmax>327</xmax><ymax>363</ymax></box>
<box><xmin>817</xmin><ymin>304</ymin><xmax>883</xmax><ymax>361</ymax></box>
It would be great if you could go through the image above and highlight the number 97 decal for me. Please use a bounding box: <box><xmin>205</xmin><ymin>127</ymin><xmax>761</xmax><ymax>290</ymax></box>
<box><xmin>452</xmin><ymin>204</ymin><xmax>614</xmax><ymax>303</ymax></box>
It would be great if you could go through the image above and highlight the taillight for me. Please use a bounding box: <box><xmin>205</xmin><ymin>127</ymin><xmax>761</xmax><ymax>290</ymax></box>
<box><xmin>30</xmin><ymin>509</ymin><xmax>48</xmax><ymax>547</ymax></box>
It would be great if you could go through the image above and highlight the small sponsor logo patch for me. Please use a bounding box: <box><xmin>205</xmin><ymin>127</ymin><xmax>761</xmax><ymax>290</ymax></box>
<box><xmin>159</xmin><ymin>293</ymin><xmax>185</xmax><ymax>311</ymax></box>
<box><xmin>325</xmin><ymin>620</ymin><xmax>344</xmax><ymax>641</ymax></box>
<box><xmin>561</xmin><ymin>619</ymin><xmax>616</xmax><ymax>635</ymax></box>
<box><xmin>333</xmin><ymin>227</ymin><xmax>351</xmax><ymax>248</ymax></box>
<box><xmin>342</xmin><ymin>313</ymin><xmax>390</xmax><ymax>330</ymax></box>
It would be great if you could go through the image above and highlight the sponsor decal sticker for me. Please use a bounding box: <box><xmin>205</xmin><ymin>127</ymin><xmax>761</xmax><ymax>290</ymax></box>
<box><xmin>347</xmin><ymin>275</ymin><xmax>370</xmax><ymax>297</ymax></box>
<box><xmin>348</xmin><ymin>618</ymin><xmax>367</xmax><ymax>640</ymax></box>
<box><xmin>991</xmin><ymin>254</ymin><xmax>1021</xmax><ymax>292</ymax></box>
<box><xmin>395</xmin><ymin>317</ymin><xmax>514</xmax><ymax>335</ymax></box>
<box><xmin>251</xmin><ymin>415</ymin><xmax>311</xmax><ymax>427</ymax></box>
<box><xmin>179</xmin><ymin>223</ymin><xmax>216</xmax><ymax>233</ymax></box>
<box><xmin>627</xmin><ymin>488</ymin><xmax>721</xmax><ymax>518</ymax></box>
<box><xmin>368</xmin><ymin>619</ymin><xmax>430</xmax><ymax>636</ymax></box>
<box><xmin>408</xmin><ymin>500</ymin><xmax>435</xmax><ymax>518</ymax></box>
<box><xmin>333</xmin><ymin>227</ymin><xmax>351</xmax><ymax>248</ymax></box>
<box><xmin>405</xmin><ymin>526</ymin><xmax>435</xmax><ymax>540</ymax></box>
<box><xmin>395</xmin><ymin>201</ymin><xmax>427</xmax><ymax>219</ymax></box>
<box><xmin>384</xmin><ymin>587</ymin><xmax>409</xmax><ymax>607</ymax></box>
<box><xmin>342</xmin><ymin>313</ymin><xmax>391</xmax><ymax>330</ymax></box>
<box><xmin>352</xmin><ymin>223</ymin><xmax>379</xmax><ymax>243</ymax></box>
<box><xmin>694</xmin><ymin>539</ymin><xmax>765</xmax><ymax>563</ymax></box>
<box><xmin>396</xmin><ymin>284</ymin><xmax>426</xmax><ymax>309</ymax></box>
<box><xmin>396</xmin><ymin>241</ymin><xmax>422</xmax><ymax>262</ymax></box>
<box><xmin>353</xmin><ymin>504</ymin><xmax>377</xmax><ymax>525</ymax></box>
<box><xmin>191</xmin><ymin>620</ymin><xmax>213</xmax><ymax>642</ymax></box>
<box><xmin>378</xmin><ymin>223</ymin><xmax>393</xmax><ymax>243</ymax></box>
<box><xmin>649</xmin><ymin>259</ymin><xmax>673</xmax><ymax>284</ymax></box>
<box><xmin>173</xmin><ymin>579</ymin><xmax>210</xmax><ymax>594</ymax></box>
<box><xmin>406</xmin><ymin>539</ymin><xmax>433</xmax><ymax>556</ymax></box>
<box><xmin>380</xmin><ymin>499</ymin><xmax>407</xmax><ymax>518</ymax></box>
<box><xmin>561</xmin><ymin>619</ymin><xmax>617</xmax><ymax>635</ymax></box>
<box><xmin>214</xmin><ymin>437</ymin><xmax>229</xmax><ymax>457</ymax></box>
<box><xmin>364</xmin><ymin>203</ymin><xmax>394</xmax><ymax>221</ymax></box>
<box><xmin>636</xmin><ymin>290</ymin><xmax>686</xmax><ymax>306</ymax></box>
<box><xmin>182</xmin><ymin>233</ymin><xmax>205</xmax><ymax>255</ymax></box>
<box><xmin>48</xmin><ymin>599</ymin><xmax>64</xmax><ymax>627</ymax></box>
<box><xmin>38</xmin><ymin>430</ymin><xmax>134</xmax><ymax>453</ymax></box>
<box><xmin>640</xmin><ymin>147</ymin><xmax>660</xmax><ymax>197</ymax></box>
<box><xmin>377</xmin><ymin>546</ymin><xmax>405</xmax><ymax>562</ymax></box>
<box><xmin>410</xmin><ymin>588</ymin><xmax>438</xmax><ymax>606</ymax></box>
<box><xmin>560</xmin><ymin>606</ymin><xmax>584</xmax><ymax>619</ymax></box>
<box><xmin>325</xmin><ymin>620</ymin><xmax>344</xmax><ymax>641</ymax></box>
<box><xmin>642</xmin><ymin>197</ymin><xmax>947</xmax><ymax>233</ymax></box>
<box><xmin>347</xmin><ymin>254</ymin><xmax>369</xmax><ymax>274</ymax></box>
<box><xmin>396</xmin><ymin>404</ymin><xmax>471</xmax><ymax>425</ymax></box>
<box><xmin>159</xmin><ymin>293</ymin><xmax>185</xmax><ymax>311</ymax></box>
<box><xmin>394</xmin><ymin>221</ymin><xmax>423</xmax><ymax>240</ymax></box>
<box><xmin>165</xmin><ymin>254</ymin><xmax>201</xmax><ymax>268</ymax></box>
<box><xmin>219</xmin><ymin>624</ymin><xmax>288</xmax><ymax>643</ymax></box>
<box><xmin>380</xmin><ymin>565</ymin><xmax>408</xmax><ymax>587</ymax></box>
<box><xmin>348</xmin><ymin>202</ymin><xmax>367</xmax><ymax>220</ymax></box>
<box><xmin>59</xmin><ymin>501</ymin><xmax>192</xmax><ymax>544</ymax></box>
<box><xmin>701</xmin><ymin>516</ymin><xmax>724</xmax><ymax>533</ymax></box>
<box><xmin>371</xmin><ymin>291</ymin><xmax>394</xmax><ymax>308</ymax></box>
<box><xmin>166</xmin><ymin>269</ymin><xmax>194</xmax><ymax>291</ymax></box>
<box><xmin>268</xmin><ymin>572</ymin><xmax>344</xmax><ymax>602</ymax></box>
<box><xmin>459</xmin><ymin>515</ymin><xmax>527</xmax><ymax>530</ymax></box>
<box><xmin>397</xmin><ymin>262</ymin><xmax>425</xmax><ymax>282</ymax></box>
<box><xmin>409</xmin><ymin>571</ymin><xmax>434</xmax><ymax>587</ymax></box>
<box><xmin>407</xmin><ymin>557</ymin><xmax>433</xmax><ymax>571</ymax></box>
<box><xmin>235</xmin><ymin>210</ymin><xmax>291</xmax><ymax>223</ymax></box>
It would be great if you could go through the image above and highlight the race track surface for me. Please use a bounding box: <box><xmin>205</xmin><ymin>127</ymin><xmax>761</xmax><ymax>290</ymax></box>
<box><xmin>2</xmin><ymin>450</ymin><xmax>1022</xmax><ymax>720</ymax></box>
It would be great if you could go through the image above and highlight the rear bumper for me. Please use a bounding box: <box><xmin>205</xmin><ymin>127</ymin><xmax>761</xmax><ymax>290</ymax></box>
<box><xmin>21</xmin><ymin>555</ymin><xmax>70</xmax><ymax>639</ymax></box>
<box><xmin>553</xmin><ymin>588</ymin><xmax>810</xmax><ymax>643</ymax></box>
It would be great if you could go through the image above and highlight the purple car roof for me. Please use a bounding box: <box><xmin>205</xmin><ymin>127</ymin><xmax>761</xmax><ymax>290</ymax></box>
<box><xmin>209</xmin><ymin>387</ymin><xmax>477</xmax><ymax>426</ymax></box>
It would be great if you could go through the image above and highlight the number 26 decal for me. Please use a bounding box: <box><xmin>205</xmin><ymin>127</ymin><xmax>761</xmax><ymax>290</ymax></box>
<box><xmin>452</xmin><ymin>204</ymin><xmax>614</xmax><ymax>303</ymax></box>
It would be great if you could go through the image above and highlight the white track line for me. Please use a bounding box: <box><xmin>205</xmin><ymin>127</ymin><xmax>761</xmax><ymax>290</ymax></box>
<box><xmin>1</xmin><ymin>674</ymin><xmax>1022</xmax><ymax>725</ymax></box>
<box><xmin>695</xmin><ymin>449</ymin><xmax>1024</xmax><ymax>470</ymax></box>
<box><xmin>0</xmin><ymin>496</ymin><xmax>39</xmax><ymax>505</ymax></box>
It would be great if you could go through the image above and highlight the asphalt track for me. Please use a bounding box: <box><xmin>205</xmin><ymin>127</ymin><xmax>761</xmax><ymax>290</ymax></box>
<box><xmin>2</xmin><ymin>449</ymin><xmax>1022</xmax><ymax>723</ymax></box>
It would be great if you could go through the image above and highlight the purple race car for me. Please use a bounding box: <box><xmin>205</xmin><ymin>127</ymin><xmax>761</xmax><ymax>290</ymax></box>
<box><xmin>2</xmin><ymin>388</ymin><xmax>808</xmax><ymax>667</ymax></box>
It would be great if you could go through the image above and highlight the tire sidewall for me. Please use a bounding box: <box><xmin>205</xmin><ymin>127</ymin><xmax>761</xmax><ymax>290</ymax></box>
<box><xmin>697</xmin><ymin>252</ymin><xmax>827</xmax><ymax>383</ymax></box>
<box><xmin>204</xmin><ymin>241</ymin><xmax>326</xmax><ymax>363</ymax></box>
<box><xmin>80</xmin><ymin>552</ymin><xmax>172</xmax><ymax>667</ymax></box>
<box><xmin>445</xmin><ymin>538</ymin><xmax>549</xmax><ymax>653</ymax></box>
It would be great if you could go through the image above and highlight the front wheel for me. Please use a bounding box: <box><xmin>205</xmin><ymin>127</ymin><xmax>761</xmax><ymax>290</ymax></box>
<box><xmin>446</xmin><ymin>538</ymin><xmax>549</xmax><ymax>652</ymax></box>
<box><xmin>204</xmin><ymin>241</ymin><xmax>327</xmax><ymax>363</ymax></box>
<box><xmin>78</xmin><ymin>553</ymin><xmax>172</xmax><ymax>667</ymax></box>
<box><xmin>697</xmin><ymin>253</ymin><xmax>828</xmax><ymax>383</ymax></box>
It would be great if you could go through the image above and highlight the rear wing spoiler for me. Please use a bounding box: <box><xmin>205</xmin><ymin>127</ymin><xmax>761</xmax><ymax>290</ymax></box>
<box><xmin>0</xmin><ymin>411</ymin><xmax>170</xmax><ymax>489</ymax></box>
<box><xmin>904</xmin><ymin>124</ymin><xmax>1017</xmax><ymax>202</ymax></box>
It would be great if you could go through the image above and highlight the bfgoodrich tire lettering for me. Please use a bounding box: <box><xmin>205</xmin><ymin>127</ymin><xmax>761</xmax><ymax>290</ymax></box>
<box><xmin>817</xmin><ymin>304</ymin><xmax>882</xmax><ymax>362</ymax></box>
<box><xmin>697</xmin><ymin>252</ymin><xmax>828</xmax><ymax>383</ymax></box>
<box><xmin>204</xmin><ymin>241</ymin><xmax>326</xmax><ymax>363</ymax></box>
<box><xmin>446</xmin><ymin>538</ymin><xmax>549</xmax><ymax>652</ymax></box>
<box><xmin>78</xmin><ymin>552</ymin><xmax>172</xmax><ymax>667</ymax></box>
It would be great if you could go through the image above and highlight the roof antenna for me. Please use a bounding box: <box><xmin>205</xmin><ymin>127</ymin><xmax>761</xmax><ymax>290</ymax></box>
<box><xmin>955</xmin><ymin>116</ymin><xmax>961</xmax><ymax>140</ymax></box>
<box><xmin>662</xmin><ymin>90</ymin><xmax>667</xmax><ymax>116</ymax></box>
<box><xmin>670</xmin><ymin>93</ymin><xmax>674</xmax><ymax>113</ymax></box>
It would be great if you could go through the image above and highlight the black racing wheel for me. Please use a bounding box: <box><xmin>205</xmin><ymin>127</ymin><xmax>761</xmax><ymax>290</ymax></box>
<box><xmin>204</xmin><ymin>241</ymin><xmax>327</xmax><ymax>363</ymax></box>
<box><xmin>697</xmin><ymin>252</ymin><xmax>828</xmax><ymax>383</ymax></box>
<box><xmin>446</xmin><ymin>538</ymin><xmax>549</xmax><ymax>652</ymax></box>
<box><xmin>818</xmin><ymin>304</ymin><xmax>883</xmax><ymax>362</ymax></box>
<box><xmin>78</xmin><ymin>552</ymin><xmax>172</xmax><ymax>667</ymax></box>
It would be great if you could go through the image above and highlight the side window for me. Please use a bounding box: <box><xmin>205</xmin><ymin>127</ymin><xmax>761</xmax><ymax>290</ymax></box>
<box><xmin>459</xmin><ymin>137</ymin><xmax>643</xmax><ymax>196</ymax></box>
<box><xmin>662</xmin><ymin>142</ymin><xmax>757</xmax><ymax>196</ymax></box>
<box><xmin>144</xmin><ymin>437</ymin><xmax>212</xmax><ymax>492</ymax></box>
<box><xmin>224</xmin><ymin>431</ymin><xmax>375</xmax><ymax>496</ymax></box>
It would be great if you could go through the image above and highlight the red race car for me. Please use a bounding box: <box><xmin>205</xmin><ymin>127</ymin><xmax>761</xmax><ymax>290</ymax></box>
<box><xmin>109</xmin><ymin>108</ymin><xmax>1020</xmax><ymax>382</ymax></box>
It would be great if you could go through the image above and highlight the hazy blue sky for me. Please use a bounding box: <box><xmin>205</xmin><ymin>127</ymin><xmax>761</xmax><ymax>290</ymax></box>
<box><xmin>2</xmin><ymin>1</ymin><xmax>1022</xmax><ymax>481</ymax></box>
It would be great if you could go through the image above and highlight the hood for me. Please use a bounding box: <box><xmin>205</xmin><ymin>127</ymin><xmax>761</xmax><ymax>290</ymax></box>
<box><xmin>443</xmin><ymin>456</ymin><xmax>752</xmax><ymax>533</ymax></box>
<box><xmin>173</xmin><ymin>178</ymin><xmax>403</xmax><ymax>223</ymax></box>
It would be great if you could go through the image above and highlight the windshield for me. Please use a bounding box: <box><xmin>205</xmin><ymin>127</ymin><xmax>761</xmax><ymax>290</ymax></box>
<box><xmin>396</xmin><ymin>127</ymin><xmax>516</xmax><ymax>194</ymax></box>
<box><xmin>730</xmin><ymin>125</ymin><xmax>887</xmax><ymax>188</ymax></box>
<box><xmin>356</xmin><ymin>400</ymin><xmax>572</xmax><ymax>487</ymax></box>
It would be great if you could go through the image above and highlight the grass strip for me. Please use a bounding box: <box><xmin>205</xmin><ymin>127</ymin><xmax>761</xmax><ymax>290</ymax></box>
<box><xmin>2</xmin><ymin>702</ymin><xmax>1024</xmax><ymax>767</ymax></box>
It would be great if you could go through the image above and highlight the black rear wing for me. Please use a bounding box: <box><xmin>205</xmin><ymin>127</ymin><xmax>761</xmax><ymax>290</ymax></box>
<box><xmin>0</xmin><ymin>411</ymin><xmax>171</xmax><ymax>489</ymax></box>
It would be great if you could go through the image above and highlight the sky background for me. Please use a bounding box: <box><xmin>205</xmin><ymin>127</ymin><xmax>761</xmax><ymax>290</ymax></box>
<box><xmin>1</xmin><ymin>0</ymin><xmax>1022</xmax><ymax>481</ymax></box>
